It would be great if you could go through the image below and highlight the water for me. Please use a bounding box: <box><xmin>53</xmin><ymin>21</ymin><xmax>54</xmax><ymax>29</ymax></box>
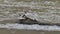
<box><xmin>0</xmin><ymin>0</ymin><xmax>60</xmax><ymax>34</ymax></box>
<box><xmin>0</xmin><ymin>0</ymin><xmax>59</xmax><ymax>23</ymax></box>
<box><xmin>0</xmin><ymin>29</ymin><xmax>60</xmax><ymax>34</ymax></box>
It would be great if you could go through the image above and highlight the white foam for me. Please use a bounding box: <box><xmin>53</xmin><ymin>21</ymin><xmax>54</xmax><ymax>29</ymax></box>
<box><xmin>0</xmin><ymin>23</ymin><xmax>60</xmax><ymax>31</ymax></box>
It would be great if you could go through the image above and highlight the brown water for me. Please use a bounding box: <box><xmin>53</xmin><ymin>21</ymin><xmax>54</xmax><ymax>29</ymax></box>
<box><xmin>0</xmin><ymin>0</ymin><xmax>60</xmax><ymax>34</ymax></box>
<box><xmin>0</xmin><ymin>0</ymin><xmax>60</xmax><ymax>23</ymax></box>
<box><xmin>0</xmin><ymin>28</ymin><xmax>60</xmax><ymax>34</ymax></box>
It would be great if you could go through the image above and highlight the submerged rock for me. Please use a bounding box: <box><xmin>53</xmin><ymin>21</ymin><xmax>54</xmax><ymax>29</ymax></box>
<box><xmin>25</xmin><ymin>12</ymin><xmax>51</xmax><ymax>23</ymax></box>
<box><xmin>21</xmin><ymin>12</ymin><xmax>60</xmax><ymax>25</ymax></box>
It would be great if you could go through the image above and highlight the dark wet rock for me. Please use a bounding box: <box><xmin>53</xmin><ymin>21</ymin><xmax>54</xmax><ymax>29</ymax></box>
<box><xmin>18</xmin><ymin>16</ymin><xmax>39</xmax><ymax>25</ymax></box>
<box><xmin>16</xmin><ymin>12</ymin><xmax>60</xmax><ymax>25</ymax></box>
<box><xmin>25</xmin><ymin>12</ymin><xmax>51</xmax><ymax>23</ymax></box>
<box><xmin>17</xmin><ymin>14</ymin><xmax>52</xmax><ymax>25</ymax></box>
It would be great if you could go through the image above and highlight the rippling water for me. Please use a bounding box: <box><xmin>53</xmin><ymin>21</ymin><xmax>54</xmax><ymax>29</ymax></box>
<box><xmin>0</xmin><ymin>0</ymin><xmax>60</xmax><ymax>34</ymax></box>
<box><xmin>0</xmin><ymin>0</ymin><xmax>60</xmax><ymax>23</ymax></box>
